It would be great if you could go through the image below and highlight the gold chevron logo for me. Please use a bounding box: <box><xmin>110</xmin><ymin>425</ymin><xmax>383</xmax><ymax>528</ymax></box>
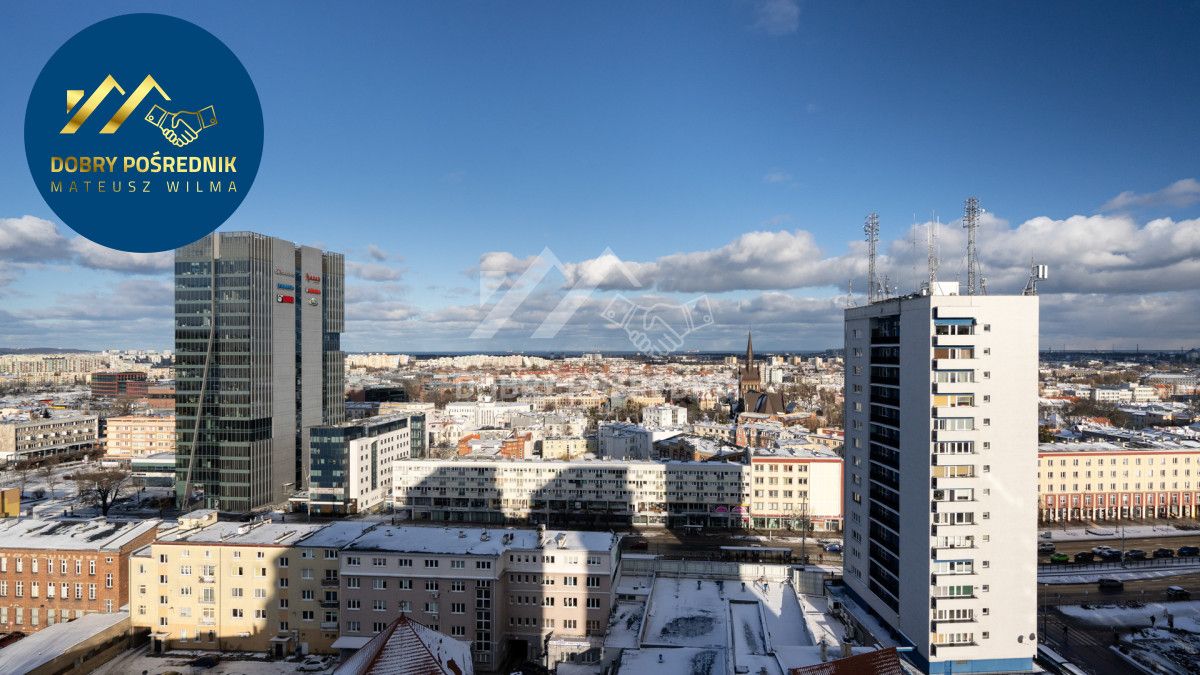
<box><xmin>60</xmin><ymin>75</ymin><xmax>170</xmax><ymax>134</ymax></box>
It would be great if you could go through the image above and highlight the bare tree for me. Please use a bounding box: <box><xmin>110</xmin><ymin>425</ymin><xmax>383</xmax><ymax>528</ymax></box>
<box><xmin>75</xmin><ymin>468</ymin><xmax>130</xmax><ymax>516</ymax></box>
<box><xmin>13</xmin><ymin>464</ymin><xmax>34</xmax><ymax>498</ymax></box>
<box><xmin>38</xmin><ymin>457</ymin><xmax>61</xmax><ymax>498</ymax></box>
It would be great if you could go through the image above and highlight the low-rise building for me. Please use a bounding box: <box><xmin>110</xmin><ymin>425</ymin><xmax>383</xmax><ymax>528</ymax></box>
<box><xmin>89</xmin><ymin>371</ymin><xmax>148</xmax><ymax>398</ymax></box>
<box><xmin>0</xmin><ymin>413</ymin><xmax>99</xmax><ymax>464</ymax></box>
<box><xmin>748</xmin><ymin>447</ymin><xmax>843</xmax><ymax>531</ymax></box>
<box><xmin>640</xmin><ymin>404</ymin><xmax>688</xmax><ymax>428</ymax></box>
<box><xmin>597</xmin><ymin>422</ymin><xmax>681</xmax><ymax>460</ymax></box>
<box><xmin>103</xmin><ymin>414</ymin><xmax>175</xmax><ymax>457</ymax></box>
<box><xmin>0</xmin><ymin>516</ymin><xmax>159</xmax><ymax>634</ymax></box>
<box><xmin>1038</xmin><ymin>439</ymin><xmax>1200</xmax><ymax>521</ymax></box>
<box><xmin>540</xmin><ymin>436</ymin><xmax>589</xmax><ymax>460</ymax></box>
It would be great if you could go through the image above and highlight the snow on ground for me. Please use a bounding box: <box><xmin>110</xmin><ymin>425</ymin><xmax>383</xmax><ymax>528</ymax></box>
<box><xmin>1059</xmin><ymin>600</ymin><xmax>1200</xmax><ymax>632</ymax></box>
<box><xmin>619</xmin><ymin>647</ymin><xmax>727</xmax><ymax>675</ymax></box>
<box><xmin>731</xmin><ymin>601</ymin><xmax>767</xmax><ymax>655</ymax></box>
<box><xmin>1041</xmin><ymin>524</ymin><xmax>1199</xmax><ymax>542</ymax></box>
<box><xmin>642</xmin><ymin>575</ymin><xmax>811</xmax><ymax>652</ymax></box>
<box><xmin>607</xmin><ymin>600</ymin><xmax>645</xmax><ymax>649</ymax></box>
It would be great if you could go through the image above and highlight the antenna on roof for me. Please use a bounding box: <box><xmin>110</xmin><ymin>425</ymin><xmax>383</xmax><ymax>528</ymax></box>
<box><xmin>928</xmin><ymin>216</ymin><xmax>939</xmax><ymax>289</ymax></box>
<box><xmin>1024</xmin><ymin>261</ymin><xmax>1049</xmax><ymax>296</ymax></box>
<box><xmin>864</xmin><ymin>212</ymin><xmax>880</xmax><ymax>303</ymax></box>
<box><xmin>963</xmin><ymin>196</ymin><xmax>982</xmax><ymax>295</ymax></box>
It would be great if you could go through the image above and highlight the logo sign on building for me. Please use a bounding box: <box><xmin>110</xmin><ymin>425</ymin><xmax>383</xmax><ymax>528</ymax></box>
<box><xmin>24</xmin><ymin>14</ymin><xmax>264</xmax><ymax>252</ymax></box>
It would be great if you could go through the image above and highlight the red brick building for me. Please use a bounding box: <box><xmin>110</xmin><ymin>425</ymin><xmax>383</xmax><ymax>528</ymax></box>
<box><xmin>89</xmin><ymin>371</ymin><xmax>148</xmax><ymax>398</ymax></box>
<box><xmin>0</xmin><ymin>517</ymin><xmax>159</xmax><ymax>633</ymax></box>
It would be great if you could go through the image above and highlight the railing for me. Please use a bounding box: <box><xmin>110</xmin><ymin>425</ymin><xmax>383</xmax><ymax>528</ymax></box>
<box><xmin>1038</xmin><ymin>554</ymin><xmax>1200</xmax><ymax>574</ymax></box>
<box><xmin>320</xmin><ymin>578</ymin><xmax>339</xmax><ymax>587</ymax></box>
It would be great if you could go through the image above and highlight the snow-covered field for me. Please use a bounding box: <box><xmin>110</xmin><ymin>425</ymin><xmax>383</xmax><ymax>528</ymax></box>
<box><xmin>1115</xmin><ymin>627</ymin><xmax>1200</xmax><ymax>675</ymax></box>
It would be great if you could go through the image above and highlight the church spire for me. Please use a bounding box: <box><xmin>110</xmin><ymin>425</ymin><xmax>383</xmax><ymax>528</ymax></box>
<box><xmin>745</xmin><ymin>330</ymin><xmax>754</xmax><ymax>367</ymax></box>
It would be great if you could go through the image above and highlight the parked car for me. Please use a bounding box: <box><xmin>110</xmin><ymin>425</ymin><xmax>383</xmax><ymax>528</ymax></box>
<box><xmin>1123</xmin><ymin>549</ymin><xmax>1147</xmax><ymax>561</ymax></box>
<box><xmin>1038</xmin><ymin>542</ymin><xmax>1056</xmax><ymax>554</ymax></box>
<box><xmin>1166</xmin><ymin>586</ymin><xmax>1191</xmax><ymax>600</ymax></box>
<box><xmin>1049</xmin><ymin>553</ymin><xmax>1070</xmax><ymax>564</ymax></box>
<box><xmin>823</xmin><ymin>543</ymin><xmax>843</xmax><ymax>553</ymax></box>
<box><xmin>1153</xmin><ymin>548</ymin><xmax>1175</xmax><ymax>559</ymax></box>
<box><xmin>1099</xmin><ymin>550</ymin><xmax>1123</xmax><ymax>562</ymax></box>
<box><xmin>298</xmin><ymin>656</ymin><xmax>330</xmax><ymax>672</ymax></box>
<box><xmin>1178</xmin><ymin>545</ymin><xmax>1200</xmax><ymax>557</ymax></box>
<box><xmin>1073</xmin><ymin>551</ymin><xmax>1095</xmax><ymax>563</ymax></box>
<box><xmin>1092</xmin><ymin>545</ymin><xmax>1113</xmax><ymax>555</ymax></box>
<box><xmin>1098</xmin><ymin>578</ymin><xmax>1124</xmax><ymax>592</ymax></box>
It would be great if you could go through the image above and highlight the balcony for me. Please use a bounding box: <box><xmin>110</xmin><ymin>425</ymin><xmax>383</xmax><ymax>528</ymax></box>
<box><xmin>320</xmin><ymin>578</ymin><xmax>339</xmax><ymax>587</ymax></box>
<box><xmin>320</xmin><ymin>600</ymin><xmax>338</xmax><ymax>609</ymax></box>
<box><xmin>198</xmin><ymin>575</ymin><xmax>215</xmax><ymax>583</ymax></box>
<box><xmin>320</xmin><ymin>621</ymin><xmax>339</xmax><ymax>629</ymax></box>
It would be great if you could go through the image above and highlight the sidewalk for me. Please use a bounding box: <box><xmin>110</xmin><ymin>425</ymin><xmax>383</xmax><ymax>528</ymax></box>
<box><xmin>1040</xmin><ymin>522</ymin><xmax>1200</xmax><ymax>542</ymax></box>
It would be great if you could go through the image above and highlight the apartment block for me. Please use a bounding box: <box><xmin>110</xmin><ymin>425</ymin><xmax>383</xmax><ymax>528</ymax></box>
<box><xmin>0</xmin><ymin>413</ymin><xmax>99</xmax><ymax>464</ymax></box>
<box><xmin>129</xmin><ymin>510</ymin><xmax>333</xmax><ymax>655</ymax></box>
<box><xmin>393</xmin><ymin>458</ymin><xmax>751</xmax><ymax>528</ymax></box>
<box><xmin>842</xmin><ymin>286</ymin><xmax>1039</xmax><ymax>673</ymax></box>
<box><xmin>1038</xmin><ymin>441</ymin><xmax>1200</xmax><ymax>521</ymax></box>
<box><xmin>748</xmin><ymin>447</ymin><xmax>843</xmax><ymax>531</ymax></box>
<box><xmin>104</xmin><ymin>414</ymin><xmax>176</xmax><ymax>457</ymax></box>
<box><xmin>333</xmin><ymin>525</ymin><xmax>618</xmax><ymax>670</ymax></box>
<box><xmin>0</xmin><ymin>517</ymin><xmax>158</xmax><ymax>634</ymax></box>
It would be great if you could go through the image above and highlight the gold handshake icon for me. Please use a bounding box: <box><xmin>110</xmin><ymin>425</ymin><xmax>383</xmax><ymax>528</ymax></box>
<box><xmin>144</xmin><ymin>105</ymin><xmax>218</xmax><ymax>147</ymax></box>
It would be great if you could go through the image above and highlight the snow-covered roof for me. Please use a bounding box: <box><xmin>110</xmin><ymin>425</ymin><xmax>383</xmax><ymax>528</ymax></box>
<box><xmin>297</xmin><ymin>521</ymin><xmax>379</xmax><ymax>549</ymax></box>
<box><xmin>160</xmin><ymin>520</ymin><xmax>326</xmax><ymax>546</ymax></box>
<box><xmin>0</xmin><ymin>517</ymin><xmax>158</xmax><ymax>551</ymax></box>
<box><xmin>344</xmin><ymin>525</ymin><xmax>616</xmax><ymax>555</ymax></box>
<box><xmin>334</xmin><ymin>615</ymin><xmax>473</xmax><ymax>675</ymax></box>
<box><xmin>0</xmin><ymin>610</ymin><xmax>129</xmax><ymax>674</ymax></box>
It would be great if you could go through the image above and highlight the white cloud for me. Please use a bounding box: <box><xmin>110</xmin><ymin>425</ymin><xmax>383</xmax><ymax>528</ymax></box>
<box><xmin>751</xmin><ymin>0</ymin><xmax>801</xmax><ymax>36</ymax></box>
<box><xmin>366</xmin><ymin>244</ymin><xmax>389</xmax><ymax>261</ymax></box>
<box><xmin>1101</xmin><ymin>178</ymin><xmax>1200</xmax><ymax>212</ymax></box>
<box><xmin>763</xmin><ymin>170</ymin><xmax>793</xmax><ymax>184</ymax></box>
<box><xmin>346</xmin><ymin>261</ymin><xmax>405</xmax><ymax>282</ymax></box>
<box><xmin>0</xmin><ymin>215</ymin><xmax>69</xmax><ymax>262</ymax></box>
<box><xmin>69</xmin><ymin>238</ymin><xmax>172</xmax><ymax>273</ymax></box>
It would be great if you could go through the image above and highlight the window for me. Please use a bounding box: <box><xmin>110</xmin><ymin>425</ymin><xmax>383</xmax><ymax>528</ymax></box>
<box><xmin>424</xmin><ymin>559</ymin><xmax>439</xmax><ymax>568</ymax></box>
<box><xmin>373</xmin><ymin>599</ymin><xmax>386</xmax><ymax>611</ymax></box>
<box><xmin>231</xmin><ymin>608</ymin><xmax>244</xmax><ymax>618</ymax></box>
<box><xmin>450</xmin><ymin>560</ymin><xmax>465</xmax><ymax>569</ymax></box>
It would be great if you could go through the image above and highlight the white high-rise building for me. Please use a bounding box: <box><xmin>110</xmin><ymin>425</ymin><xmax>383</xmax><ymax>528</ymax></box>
<box><xmin>842</xmin><ymin>284</ymin><xmax>1038</xmax><ymax>674</ymax></box>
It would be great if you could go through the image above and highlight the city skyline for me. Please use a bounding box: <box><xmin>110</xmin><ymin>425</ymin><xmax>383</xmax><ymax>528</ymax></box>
<box><xmin>1</xmin><ymin>1</ymin><xmax>1198</xmax><ymax>353</ymax></box>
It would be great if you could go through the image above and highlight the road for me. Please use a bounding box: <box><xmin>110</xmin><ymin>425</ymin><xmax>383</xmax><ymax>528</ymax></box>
<box><xmin>620</xmin><ymin>529</ymin><xmax>844</xmax><ymax>563</ymax></box>
<box><xmin>1039</xmin><ymin>533</ymin><xmax>1200</xmax><ymax>563</ymax></box>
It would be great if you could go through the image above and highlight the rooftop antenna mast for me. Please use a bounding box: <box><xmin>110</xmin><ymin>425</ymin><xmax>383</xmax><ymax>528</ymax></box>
<box><xmin>963</xmin><ymin>196</ymin><xmax>981</xmax><ymax>295</ymax></box>
<box><xmin>928</xmin><ymin>215</ymin><xmax>940</xmax><ymax>290</ymax></box>
<box><xmin>865</xmin><ymin>212</ymin><xmax>880</xmax><ymax>303</ymax></box>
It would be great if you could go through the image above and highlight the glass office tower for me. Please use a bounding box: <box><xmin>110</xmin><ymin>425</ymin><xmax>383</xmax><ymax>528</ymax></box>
<box><xmin>174</xmin><ymin>232</ymin><xmax>344</xmax><ymax>514</ymax></box>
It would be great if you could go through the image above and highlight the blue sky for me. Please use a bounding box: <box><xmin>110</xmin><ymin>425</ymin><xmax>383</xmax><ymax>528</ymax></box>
<box><xmin>2</xmin><ymin>1</ymin><xmax>1198</xmax><ymax>352</ymax></box>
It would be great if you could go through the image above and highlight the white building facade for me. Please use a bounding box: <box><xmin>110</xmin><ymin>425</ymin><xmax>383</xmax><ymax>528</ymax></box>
<box><xmin>842</xmin><ymin>288</ymin><xmax>1038</xmax><ymax>673</ymax></box>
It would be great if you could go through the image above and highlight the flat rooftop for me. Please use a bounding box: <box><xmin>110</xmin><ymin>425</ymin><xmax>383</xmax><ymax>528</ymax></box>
<box><xmin>344</xmin><ymin>525</ymin><xmax>617</xmax><ymax>555</ymax></box>
<box><xmin>159</xmin><ymin>521</ymin><xmax>326</xmax><ymax>546</ymax></box>
<box><xmin>0</xmin><ymin>517</ymin><xmax>158</xmax><ymax>551</ymax></box>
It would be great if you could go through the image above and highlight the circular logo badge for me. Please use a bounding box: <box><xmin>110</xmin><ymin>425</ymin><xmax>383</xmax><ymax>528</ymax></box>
<box><xmin>24</xmin><ymin>13</ymin><xmax>263</xmax><ymax>253</ymax></box>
